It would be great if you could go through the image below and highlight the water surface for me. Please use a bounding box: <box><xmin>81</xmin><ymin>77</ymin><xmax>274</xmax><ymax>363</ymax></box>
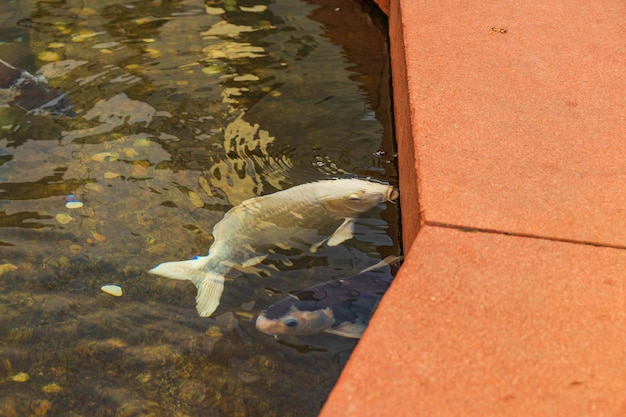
<box><xmin>0</xmin><ymin>0</ymin><xmax>399</xmax><ymax>415</ymax></box>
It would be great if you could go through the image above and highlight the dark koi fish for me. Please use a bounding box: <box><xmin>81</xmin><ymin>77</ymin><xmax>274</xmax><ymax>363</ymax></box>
<box><xmin>255</xmin><ymin>256</ymin><xmax>401</xmax><ymax>339</ymax></box>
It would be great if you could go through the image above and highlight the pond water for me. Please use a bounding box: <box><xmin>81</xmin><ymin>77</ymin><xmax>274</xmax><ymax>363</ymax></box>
<box><xmin>0</xmin><ymin>0</ymin><xmax>400</xmax><ymax>415</ymax></box>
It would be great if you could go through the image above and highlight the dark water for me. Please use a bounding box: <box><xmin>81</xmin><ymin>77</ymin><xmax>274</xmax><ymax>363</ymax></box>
<box><xmin>0</xmin><ymin>0</ymin><xmax>399</xmax><ymax>415</ymax></box>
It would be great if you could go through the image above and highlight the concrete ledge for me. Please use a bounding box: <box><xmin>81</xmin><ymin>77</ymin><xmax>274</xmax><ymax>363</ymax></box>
<box><xmin>321</xmin><ymin>0</ymin><xmax>626</xmax><ymax>415</ymax></box>
<box><xmin>322</xmin><ymin>227</ymin><xmax>626</xmax><ymax>416</ymax></box>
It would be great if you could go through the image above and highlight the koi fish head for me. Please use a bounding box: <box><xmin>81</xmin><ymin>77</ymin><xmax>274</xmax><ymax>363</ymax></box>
<box><xmin>255</xmin><ymin>304</ymin><xmax>336</xmax><ymax>337</ymax></box>
<box><xmin>318</xmin><ymin>179</ymin><xmax>398</xmax><ymax>217</ymax></box>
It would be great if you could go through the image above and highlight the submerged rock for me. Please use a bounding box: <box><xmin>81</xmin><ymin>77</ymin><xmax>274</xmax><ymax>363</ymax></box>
<box><xmin>0</xmin><ymin>263</ymin><xmax>17</xmax><ymax>275</ymax></box>
<box><xmin>101</xmin><ymin>284</ymin><xmax>123</xmax><ymax>297</ymax></box>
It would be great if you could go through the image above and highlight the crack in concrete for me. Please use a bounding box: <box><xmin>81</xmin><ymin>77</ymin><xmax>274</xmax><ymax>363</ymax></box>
<box><xmin>425</xmin><ymin>221</ymin><xmax>626</xmax><ymax>251</ymax></box>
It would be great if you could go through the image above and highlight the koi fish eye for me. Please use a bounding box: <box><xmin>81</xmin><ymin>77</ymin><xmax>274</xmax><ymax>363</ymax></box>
<box><xmin>285</xmin><ymin>318</ymin><xmax>299</xmax><ymax>328</ymax></box>
<box><xmin>348</xmin><ymin>193</ymin><xmax>362</xmax><ymax>201</ymax></box>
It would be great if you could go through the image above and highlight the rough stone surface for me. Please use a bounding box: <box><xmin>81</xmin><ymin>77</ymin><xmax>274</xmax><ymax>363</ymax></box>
<box><xmin>321</xmin><ymin>0</ymin><xmax>626</xmax><ymax>415</ymax></box>
<box><xmin>321</xmin><ymin>227</ymin><xmax>626</xmax><ymax>416</ymax></box>
<box><xmin>394</xmin><ymin>0</ymin><xmax>625</xmax><ymax>248</ymax></box>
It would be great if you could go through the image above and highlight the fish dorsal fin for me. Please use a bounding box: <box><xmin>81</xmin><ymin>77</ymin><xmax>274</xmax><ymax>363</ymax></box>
<box><xmin>291</xmin><ymin>290</ymin><xmax>318</xmax><ymax>301</ymax></box>
<box><xmin>325</xmin><ymin>321</ymin><xmax>366</xmax><ymax>339</ymax></box>
<box><xmin>327</xmin><ymin>217</ymin><xmax>355</xmax><ymax>247</ymax></box>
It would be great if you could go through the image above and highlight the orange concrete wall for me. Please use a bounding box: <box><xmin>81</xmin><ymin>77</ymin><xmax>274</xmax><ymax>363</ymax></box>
<box><xmin>321</xmin><ymin>0</ymin><xmax>626</xmax><ymax>415</ymax></box>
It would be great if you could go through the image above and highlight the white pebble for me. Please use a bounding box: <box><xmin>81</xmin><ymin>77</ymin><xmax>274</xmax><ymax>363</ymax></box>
<box><xmin>101</xmin><ymin>285</ymin><xmax>123</xmax><ymax>297</ymax></box>
<box><xmin>65</xmin><ymin>201</ymin><xmax>84</xmax><ymax>209</ymax></box>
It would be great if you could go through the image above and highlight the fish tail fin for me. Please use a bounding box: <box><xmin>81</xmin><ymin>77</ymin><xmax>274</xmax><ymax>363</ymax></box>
<box><xmin>148</xmin><ymin>257</ymin><xmax>225</xmax><ymax>317</ymax></box>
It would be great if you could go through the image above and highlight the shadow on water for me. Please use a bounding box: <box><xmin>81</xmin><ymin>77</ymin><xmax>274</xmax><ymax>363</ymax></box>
<box><xmin>0</xmin><ymin>0</ymin><xmax>399</xmax><ymax>415</ymax></box>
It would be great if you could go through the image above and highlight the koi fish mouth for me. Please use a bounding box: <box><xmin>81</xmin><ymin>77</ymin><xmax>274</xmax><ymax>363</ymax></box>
<box><xmin>386</xmin><ymin>187</ymin><xmax>399</xmax><ymax>202</ymax></box>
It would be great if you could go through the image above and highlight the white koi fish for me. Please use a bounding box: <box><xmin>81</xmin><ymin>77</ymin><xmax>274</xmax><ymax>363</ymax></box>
<box><xmin>149</xmin><ymin>178</ymin><xmax>398</xmax><ymax>317</ymax></box>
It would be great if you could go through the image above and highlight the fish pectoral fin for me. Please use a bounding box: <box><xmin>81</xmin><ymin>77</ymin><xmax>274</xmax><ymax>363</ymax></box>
<box><xmin>310</xmin><ymin>218</ymin><xmax>354</xmax><ymax>252</ymax></box>
<box><xmin>309</xmin><ymin>238</ymin><xmax>328</xmax><ymax>253</ymax></box>
<box><xmin>327</xmin><ymin>218</ymin><xmax>355</xmax><ymax>247</ymax></box>
<box><xmin>193</xmin><ymin>272</ymin><xmax>225</xmax><ymax>317</ymax></box>
<box><xmin>359</xmin><ymin>255</ymin><xmax>404</xmax><ymax>274</ymax></box>
<box><xmin>325</xmin><ymin>321</ymin><xmax>366</xmax><ymax>339</ymax></box>
<box><xmin>241</xmin><ymin>254</ymin><xmax>267</xmax><ymax>268</ymax></box>
<box><xmin>229</xmin><ymin>256</ymin><xmax>273</xmax><ymax>277</ymax></box>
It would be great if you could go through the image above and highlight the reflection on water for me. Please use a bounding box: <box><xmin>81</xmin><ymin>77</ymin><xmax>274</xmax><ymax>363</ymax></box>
<box><xmin>0</xmin><ymin>0</ymin><xmax>399</xmax><ymax>415</ymax></box>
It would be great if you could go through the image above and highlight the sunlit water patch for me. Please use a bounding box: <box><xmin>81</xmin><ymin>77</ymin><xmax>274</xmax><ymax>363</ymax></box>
<box><xmin>0</xmin><ymin>0</ymin><xmax>399</xmax><ymax>415</ymax></box>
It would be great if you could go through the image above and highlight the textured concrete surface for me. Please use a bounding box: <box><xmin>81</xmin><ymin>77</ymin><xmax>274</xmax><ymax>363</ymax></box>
<box><xmin>322</xmin><ymin>227</ymin><xmax>626</xmax><ymax>416</ymax></box>
<box><xmin>405</xmin><ymin>0</ymin><xmax>625</xmax><ymax>248</ymax></box>
<box><xmin>320</xmin><ymin>0</ymin><xmax>626</xmax><ymax>415</ymax></box>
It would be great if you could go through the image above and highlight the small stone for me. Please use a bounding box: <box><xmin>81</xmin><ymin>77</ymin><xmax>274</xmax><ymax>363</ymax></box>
<box><xmin>54</xmin><ymin>24</ymin><xmax>72</xmax><ymax>35</ymax></box>
<box><xmin>205</xmin><ymin>326</ymin><xmax>223</xmax><ymax>338</ymax></box>
<box><xmin>11</xmin><ymin>372</ymin><xmax>29</xmax><ymax>382</ymax></box>
<box><xmin>55</xmin><ymin>213</ymin><xmax>74</xmax><ymax>225</ymax></box>
<box><xmin>101</xmin><ymin>285</ymin><xmax>123</xmax><ymax>297</ymax></box>
<box><xmin>0</xmin><ymin>264</ymin><xmax>17</xmax><ymax>275</ymax></box>
<box><xmin>92</xmin><ymin>232</ymin><xmax>107</xmax><ymax>242</ymax></box>
<box><xmin>72</xmin><ymin>29</ymin><xmax>101</xmax><ymax>42</ymax></box>
<box><xmin>134</xmin><ymin>17</ymin><xmax>153</xmax><ymax>25</ymax></box>
<box><xmin>38</xmin><ymin>51</ymin><xmax>60</xmax><ymax>62</ymax></box>
<box><xmin>233</xmin><ymin>74</ymin><xmax>260</xmax><ymax>82</ymax></box>
<box><xmin>65</xmin><ymin>201</ymin><xmax>84</xmax><ymax>209</ymax></box>
<box><xmin>202</xmin><ymin>66</ymin><xmax>222</xmax><ymax>75</ymax></box>
<box><xmin>144</xmin><ymin>48</ymin><xmax>161</xmax><ymax>59</ymax></box>
<box><xmin>69</xmin><ymin>245</ymin><xmax>82</xmax><ymax>255</ymax></box>
<box><xmin>41</xmin><ymin>382</ymin><xmax>63</xmax><ymax>394</ymax></box>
